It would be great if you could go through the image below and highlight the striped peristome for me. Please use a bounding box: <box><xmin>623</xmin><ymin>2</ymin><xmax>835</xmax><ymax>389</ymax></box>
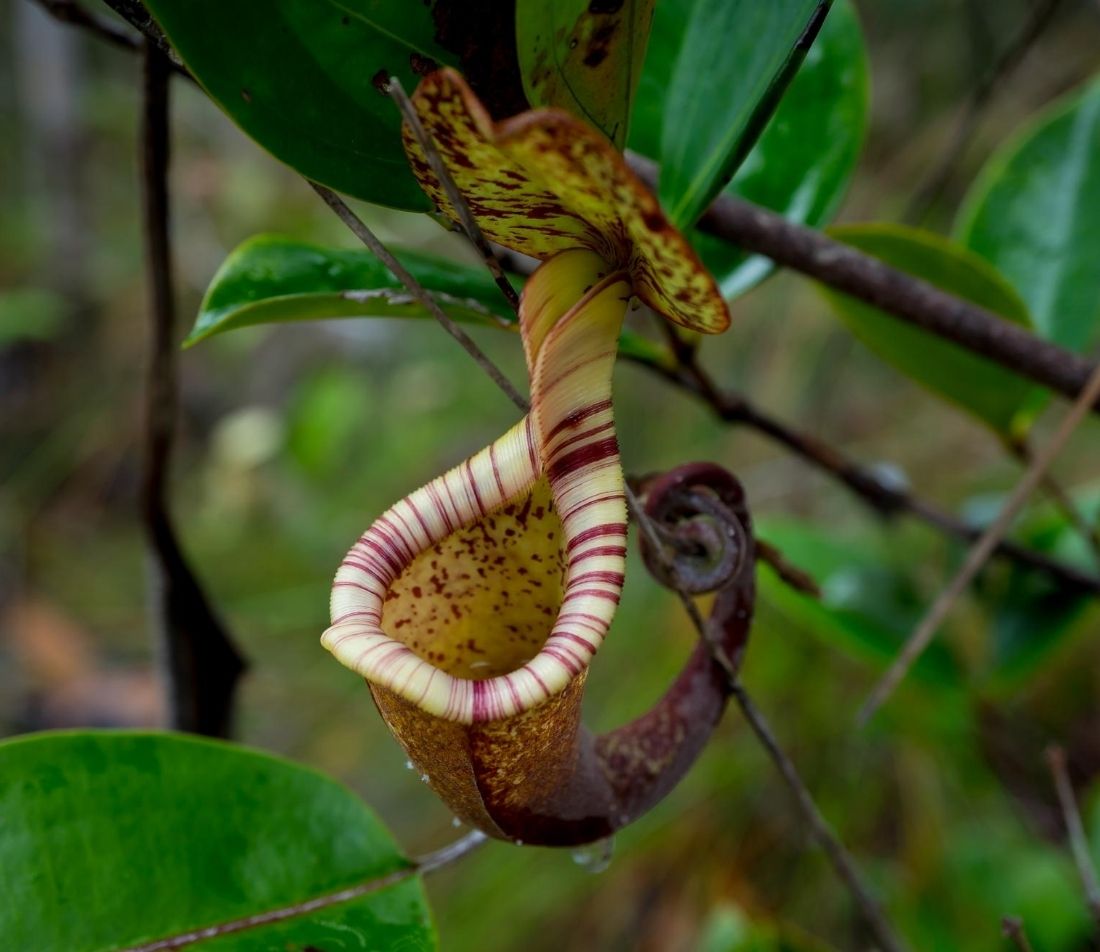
<box><xmin>322</xmin><ymin>72</ymin><xmax>736</xmax><ymax>843</ymax></box>
<box><xmin>325</xmin><ymin>252</ymin><xmax>631</xmax><ymax>724</ymax></box>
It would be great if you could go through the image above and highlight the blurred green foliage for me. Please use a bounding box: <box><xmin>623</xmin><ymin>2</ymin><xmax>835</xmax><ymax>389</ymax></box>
<box><xmin>1</xmin><ymin>0</ymin><xmax>1099</xmax><ymax>949</ymax></box>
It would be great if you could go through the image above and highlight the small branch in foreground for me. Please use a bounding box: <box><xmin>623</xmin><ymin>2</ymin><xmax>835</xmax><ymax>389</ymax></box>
<box><xmin>729</xmin><ymin>682</ymin><xmax>907</xmax><ymax>952</ymax></box>
<box><xmin>140</xmin><ymin>41</ymin><xmax>245</xmax><ymax>736</ymax></box>
<box><xmin>858</xmin><ymin>359</ymin><xmax>1100</xmax><ymax>725</ymax></box>
<box><xmin>1001</xmin><ymin>916</ymin><xmax>1036</xmax><ymax>952</ymax></box>
<box><xmin>120</xmin><ymin>831</ymin><xmax>488</xmax><ymax>952</ymax></box>
<box><xmin>1046</xmin><ymin>745</ymin><xmax>1100</xmax><ymax>926</ymax></box>
<box><xmin>626</xmin><ymin>154</ymin><xmax>1100</xmax><ymax>415</ymax></box>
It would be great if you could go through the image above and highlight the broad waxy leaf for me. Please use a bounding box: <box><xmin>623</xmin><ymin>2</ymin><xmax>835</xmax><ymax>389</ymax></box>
<box><xmin>143</xmin><ymin>0</ymin><xmax>457</xmax><ymax>210</ymax></box>
<box><xmin>957</xmin><ymin>78</ymin><xmax>1100</xmax><ymax>354</ymax></box>
<box><xmin>822</xmin><ymin>223</ymin><xmax>1037</xmax><ymax>438</ymax></box>
<box><xmin>0</xmin><ymin>730</ymin><xmax>434</xmax><ymax>951</ymax></box>
<box><xmin>189</xmin><ymin>234</ymin><xmax>671</xmax><ymax>366</ymax></box>
<box><xmin>188</xmin><ymin>234</ymin><xmax>510</xmax><ymax>347</ymax></box>
<box><xmin>516</xmin><ymin>0</ymin><xmax>655</xmax><ymax>149</ymax></box>
<box><xmin>629</xmin><ymin>0</ymin><xmax>868</xmax><ymax>298</ymax></box>
<box><xmin>656</xmin><ymin>0</ymin><xmax>833</xmax><ymax>230</ymax></box>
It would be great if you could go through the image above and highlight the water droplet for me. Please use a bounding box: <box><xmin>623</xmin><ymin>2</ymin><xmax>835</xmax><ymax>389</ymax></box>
<box><xmin>419</xmin><ymin>773</ymin><xmax>430</xmax><ymax>784</ymax></box>
<box><xmin>514</xmin><ymin>838</ymin><xmax>524</xmax><ymax>846</ymax></box>
<box><xmin>405</xmin><ymin>759</ymin><xmax>414</xmax><ymax>771</ymax></box>
<box><xmin>571</xmin><ymin>836</ymin><xmax>614</xmax><ymax>874</ymax></box>
<box><xmin>451</xmin><ymin>817</ymin><xmax>463</xmax><ymax>828</ymax></box>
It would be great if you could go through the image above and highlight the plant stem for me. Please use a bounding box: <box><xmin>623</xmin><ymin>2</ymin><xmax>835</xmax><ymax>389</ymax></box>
<box><xmin>1047</xmin><ymin>745</ymin><xmax>1100</xmax><ymax>926</ymax></box>
<box><xmin>626</xmin><ymin>348</ymin><xmax>1100</xmax><ymax>594</ymax></box>
<box><xmin>140</xmin><ymin>41</ymin><xmax>245</xmax><ymax>736</ymax></box>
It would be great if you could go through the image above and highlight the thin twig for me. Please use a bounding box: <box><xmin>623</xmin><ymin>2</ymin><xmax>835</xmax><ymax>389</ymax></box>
<box><xmin>1001</xmin><ymin>916</ymin><xmax>1036</xmax><ymax>952</ymax></box>
<box><xmin>119</xmin><ymin>831</ymin><xmax>487</xmax><ymax>952</ymax></box>
<box><xmin>756</xmin><ymin>539</ymin><xmax>822</xmax><ymax>598</ymax></box>
<box><xmin>140</xmin><ymin>41</ymin><xmax>246</xmax><ymax>736</ymax></box>
<box><xmin>385</xmin><ymin>76</ymin><xmax>521</xmax><ymax>312</ymax></box>
<box><xmin>310</xmin><ymin>183</ymin><xmax>529</xmax><ymax>413</ymax></box>
<box><xmin>1046</xmin><ymin>745</ymin><xmax>1100</xmax><ymax>926</ymax></box>
<box><xmin>625</xmin><ymin>346</ymin><xmax>1100</xmax><ymax>594</ymax></box>
<box><xmin>858</xmin><ymin>360</ymin><xmax>1100</xmax><ymax>725</ymax></box>
<box><xmin>729</xmin><ymin>683</ymin><xmax>907</xmax><ymax>952</ymax></box>
<box><xmin>37</xmin><ymin>1</ymin><xmax>1100</xmax><ymax>411</ymax></box>
<box><xmin>905</xmin><ymin>0</ymin><xmax>1064</xmax><ymax>222</ymax></box>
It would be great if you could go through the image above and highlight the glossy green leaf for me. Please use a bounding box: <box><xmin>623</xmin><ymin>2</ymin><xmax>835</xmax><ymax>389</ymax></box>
<box><xmin>188</xmin><ymin>234</ymin><xmax>511</xmax><ymax>347</ymax></box>
<box><xmin>630</xmin><ymin>0</ymin><xmax>868</xmax><ymax>298</ymax></box>
<box><xmin>822</xmin><ymin>223</ymin><xmax>1037</xmax><ymax>438</ymax></box>
<box><xmin>516</xmin><ymin>0</ymin><xmax>654</xmax><ymax>149</ymax></box>
<box><xmin>656</xmin><ymin>0</ymin><xmax>830</xmax><ymax>229</ymax></box>
<box><xmin>188</xmin><ymin>234</ymin><xmax>671</xmax><ymax>366</ymax></box>
<box><xmin>957</xmin><ymin>78</ymin><xmax>1100</xmax><ymax>354</ymax></box>
<box><xmin>143</xmin><ymin>0</ymin><xmax>458</xmax><ymax>210</ymax></box>
<box><xmin>756</xmin><ymin>518</ymin><xmax>962</xmax><ymax>685</ymax></box>
<box><xmin>0</xmin><ymin>730</ymin><xmax>434</xmax><ymax>951</ymax></box>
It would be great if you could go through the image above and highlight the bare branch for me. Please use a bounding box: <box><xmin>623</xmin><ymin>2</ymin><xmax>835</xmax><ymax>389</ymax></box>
<box><xmin>627</xmin><ymin>154</ymin><xmax>1100</xmax><ymax>415</ymax></box>
<box><xmin>1046</xmin><ymin>745</ymin><xmax>1100</xmax><ymax>926</ymax></box>
<box><xmin>140</xmin><ymin>41</ymin><xmax>245</xmax><ymax>736</ymax></box>
<box><xmin>729</xmin><ymin>683</ymin><xmax>907</xmax><ymax>952</ymax></box>
<box><xmin>119</xmin><ymin>831</ymin><xmax>487</xmax><ymax>952</ymax></box>
<box><xmin>858</xmin><ymin>360</ymin><xmax>1100</xmax><ymax>724</ymax></box>
<box><xmin>625</xmin><ymin>348</ymin><xmax>1100</xmax><ymax>594</ymax></box>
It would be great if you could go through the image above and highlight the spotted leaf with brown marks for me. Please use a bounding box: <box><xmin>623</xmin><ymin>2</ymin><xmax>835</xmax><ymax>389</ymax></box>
<box><xmin>516</xmin><ymin>0</ymin><xmax>656</xmax><ymax>150</ymax></box>
<box><xmin>401</xmin><ymin>68</ymin><xmax>730</xmax><ymax>334</ymax></box>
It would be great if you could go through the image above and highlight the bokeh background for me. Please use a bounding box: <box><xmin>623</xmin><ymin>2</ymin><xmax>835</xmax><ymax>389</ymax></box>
<box><xmin>2</xmin><ymin>1</ymin><xmax>1100</xmax><ymax>949</ymax></box>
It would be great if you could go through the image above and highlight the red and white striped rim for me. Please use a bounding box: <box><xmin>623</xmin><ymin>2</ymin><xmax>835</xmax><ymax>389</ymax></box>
<box><xmin>323</xmin><ymin>254</ymin><xmax>631</xmax><ymax>724</ymax></box>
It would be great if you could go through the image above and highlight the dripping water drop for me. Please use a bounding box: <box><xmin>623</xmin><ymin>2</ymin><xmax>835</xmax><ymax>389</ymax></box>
<box><xmin>571</xmin><ymin>835</ymin><xmax>614</xmax><ymax>874</ymax></box>
<box><xmin>405</xmin><ymin>759</ymin><xmax>415</xmax><ymax>771</ymax></box>
<box><xmin>451</xmin><ymin>816</ymin><xmax>463</xmax><ymax>828</ymax></box>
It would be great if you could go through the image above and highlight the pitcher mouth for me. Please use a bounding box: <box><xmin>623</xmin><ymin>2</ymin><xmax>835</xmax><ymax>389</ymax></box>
<box><xmin>323</xmin><ymin>271</ymin><xmax>630</xmax><ymax>724</ymax></box>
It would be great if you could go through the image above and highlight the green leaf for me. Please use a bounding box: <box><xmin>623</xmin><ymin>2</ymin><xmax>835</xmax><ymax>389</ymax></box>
<box><xmin>957</xmin><ymin>77</ymin><xmax>1100</xmax><ymax>354</ymax></box>
<box><xmin>188</xmin><ymin>234</ymin><xmax>511</xmax><ymax>347</ymax></box>
<box><xmin>756</xmin><ymin>518</ymin><xmax>962</xmax><ymax>685</ymax></box>
<box><xmin>655</xmin><ymin>0</ymin><xmax>832</xmax><ymax>230</ymax></box>
<box><xmin>0</xmin><ymin>730</ymin><xmax>434</xmax><ymax>951</ymax></box>
<box><xmin>965</xmin><ymin>487</ymin><xmax>1100</xmax><ymax>687</ymax></box>
<box><xmin>188</xmin><ymin>234</ymin><xmax>672</xmax><ymax>366</ymax></box>
<box><xmin>821</xmin><ymin>223</ymin><xmax>1037</xmax><ymax>438</ymax></box>
<box><xmin>630</xmin><ymin>0</ymin><xmax>868</xmax><ymax>297</ymax></box>
<box><xmin>516</xmin><ymin>0</ymin><xmax>655</xmax><ymax>149</ymax></box>
<box><xmin>143</xmin><ymin>0</ymin><xmax>457</xmax><ymax>210</ymax></box>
